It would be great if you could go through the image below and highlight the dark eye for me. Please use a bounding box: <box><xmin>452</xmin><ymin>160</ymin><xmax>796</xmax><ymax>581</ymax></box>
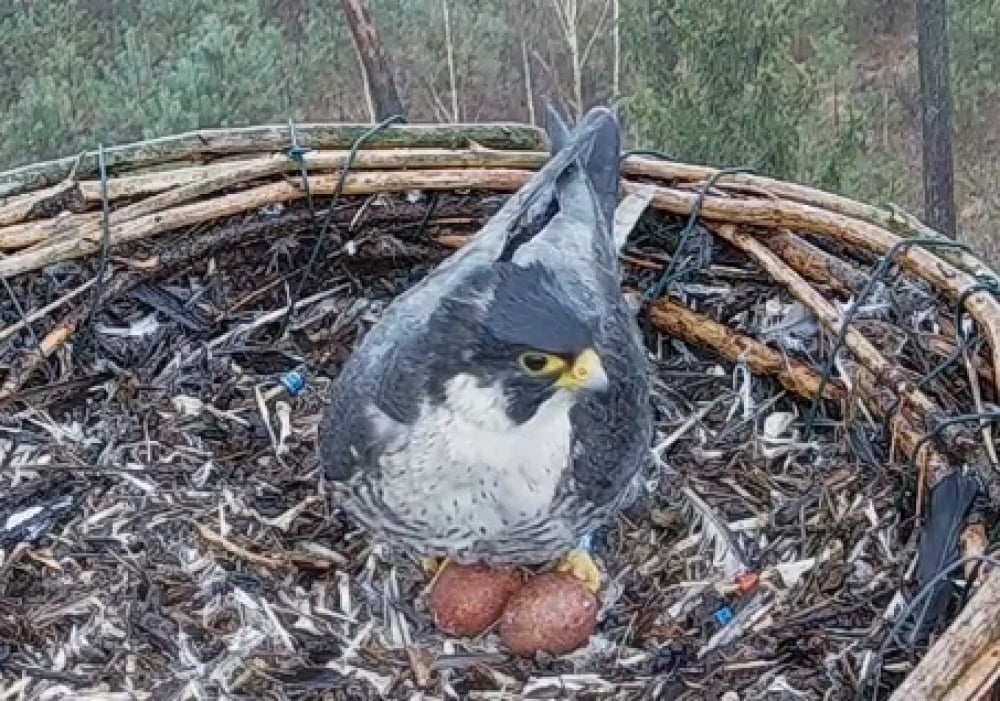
<box><xmin>521</xmin><ymin>353</ymin><xmax>548</xmax><ymax>373</ymax></box>
<box><xmin>517</xmin><ymin>352</ymin><xmax>566</xmax><ymax>376</ymax></box>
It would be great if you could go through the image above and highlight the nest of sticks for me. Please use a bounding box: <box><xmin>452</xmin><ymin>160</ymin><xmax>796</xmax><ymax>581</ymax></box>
<box><xmin>1</xmin><ymin>121</ymin><xmax>999</xmax><ymax>700</ymax></box>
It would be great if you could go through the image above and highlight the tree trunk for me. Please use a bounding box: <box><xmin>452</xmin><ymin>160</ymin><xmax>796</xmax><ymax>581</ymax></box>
<box><xmin>338</xmin><ymin>0</ymin><xmax>405</xmax><ymax>120</ymax></box>
<box><xmin>442</xmin><ymin>0</ymin><xmax>460</xmax><ymax>122</ymax></box>
<box><xmin>916</xmin><ymin>0</ymin><xmax>957</xmax><ymax>238</ymax></box>
<box><xmin>612</xmin><ymin>0</ymin><xmax>620</xmax><ymax>101</ymax></box>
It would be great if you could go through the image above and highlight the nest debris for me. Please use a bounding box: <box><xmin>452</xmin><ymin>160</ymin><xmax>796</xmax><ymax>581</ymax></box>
<box><xmin>0</xmin><ymin>123</ymin><xmax>998</xmax><ymax>700</ymax></box>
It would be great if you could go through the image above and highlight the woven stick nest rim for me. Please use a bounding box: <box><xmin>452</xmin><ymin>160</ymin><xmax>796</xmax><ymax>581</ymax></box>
<box><xmin>0</xmin><ymin>121</ymin><xmax>997</xmax><ymax>700</ymax></box>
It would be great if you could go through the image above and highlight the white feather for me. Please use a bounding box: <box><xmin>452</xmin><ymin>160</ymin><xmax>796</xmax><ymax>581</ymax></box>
<box><xmin>373</xmin><ymin>373</ymin><xmax>574</xmax><ymax>543</ymax></box>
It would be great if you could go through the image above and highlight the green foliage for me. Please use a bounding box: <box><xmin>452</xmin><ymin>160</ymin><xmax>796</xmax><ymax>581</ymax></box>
<box><xmin>0</xmin><ymin>0</ymin><xmax>356</xmax><ymax>168</ymax></box>
<box><xmin>0</xmin><ymin>1</ymin><xmax>103</xmax><ymax>163</ymax></box>
<box><xmin>950</xmin><ymin>0</ymin><xmax>1000</xmax><ymax>127</ymax></box>
<box><xmin>0</xmin><ymin>0</ymin><xmax>997</xmax><ymax>258</ymax></box>
<box><xmin>94</xmin><ymin>2</ymin><xmax>288</xmax><ymax>140</ymax></box>
<box><xmin>621</xmin><ymin>0</ymin><xmax>866</xmax><ymax>189</ymax></box>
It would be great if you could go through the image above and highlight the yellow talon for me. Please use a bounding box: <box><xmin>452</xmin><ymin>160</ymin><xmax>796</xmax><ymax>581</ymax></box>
<box><xmin>555</xmin><ymin>549</ymin><xmax>601</xmax><ymax>594</ymax></box>
<box><xmin>421</xmin><ymin>557</ymin><xmax>450</xmax><ymax>575</ymax></box>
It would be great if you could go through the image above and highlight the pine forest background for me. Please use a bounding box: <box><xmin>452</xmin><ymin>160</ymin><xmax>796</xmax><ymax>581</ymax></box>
<box><xmin>2</xmin><ymin>0</ymin><xmax>998</xmax><ymax>262</ymax></box>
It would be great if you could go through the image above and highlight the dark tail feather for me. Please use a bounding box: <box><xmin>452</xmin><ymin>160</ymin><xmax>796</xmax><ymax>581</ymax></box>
<box><xmin>544</xmin><ymin>102</ymin><xmax>573</xmax><ymax>156</ymax></box>
<box><xmin>578</xmin><ymin>105</ymin><xmax>621</xmax><ymax>231</ymax></box>
<box><xmin>483</xmin><ymin>102</ymin><xmax>621</xmax><ymax>253</ymax></box>
<box><xmin>542</xmin><ymin>102</ymin><xmax>621</xmax><ymax>232</ymax></box>
<box><xmin>902</xmin><ymin>471</ymin><xmax>982</xmax><ymax>645</ymax></box>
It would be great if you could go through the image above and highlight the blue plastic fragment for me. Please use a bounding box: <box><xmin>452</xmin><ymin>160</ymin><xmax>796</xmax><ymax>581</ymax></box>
<box><xmin>280</xmin><ymin>371</ymin><xmax>306</xmax><ymax>396</ymax></box>
<box><xmin>714</xmin><ymin>606</ymin><xmax>734</xmax><ymax>626</ymax></box>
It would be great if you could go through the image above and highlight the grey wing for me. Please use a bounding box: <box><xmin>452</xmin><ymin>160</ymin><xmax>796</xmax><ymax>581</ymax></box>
<box><xmin>569</xmin><ymin>301</ymin><xmax>653</xmax><ymax>508</ymax></box>
<box><xmin>319</xmin><ymin>104</ymin><xmax>632</xmax><ymax>487</ymax></box>
<box><xmin>317</xmin><ymin>317</ymin><xmax>428</xmax><ymax>483</ymax></box>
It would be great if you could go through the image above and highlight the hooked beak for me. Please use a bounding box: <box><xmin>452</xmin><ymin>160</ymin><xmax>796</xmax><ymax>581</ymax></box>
<box><xmin>555</xmin><ymin>347</ymin><xmax>609</xmax><ymax>392</ymax></box>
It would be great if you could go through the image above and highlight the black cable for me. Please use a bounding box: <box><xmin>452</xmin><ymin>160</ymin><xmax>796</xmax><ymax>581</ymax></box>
<box><xmin>802</xmin><ymin>237</ymin><xmax>973</xmax><ymax>439</ymax></box>
<box><xmin>620</xmin><ymin>148</ymin><xmax>675</xmax><ymax>161</ymax></box>
<box><xmin>83</xmin><ymin>143</ymin><xmax>113</xmax><ymax>346</ymax></box>
<box><xmin>644</xmin><ymin>166</ymin><xmax>754</xmax><ymax>301</ymax></box>
<box><xmin>909</xmin><ymin>277</ymin><xmax>1000</xmax><ymax>432</ymax></box>
<box><xmin>281</xmin><ymin>114</ymin><xmax>406</xmax><ymax>332</ymax></box>
<box><xmin>914</xmin><ymin>279</ymin><xmax>998</xmax><ymax>391</ymax></box>
<box><xmin>885</xmin><ymin>554</ymin><xmax>1000</xmax><ymax>654</ymax></box>
<box><xmin>907</xmin><ymin>410</ymin><xmax>1000</xmax><ymax>472</ymax></box>
<box><xmin>860</xmin><ymin>554</ymin><xmax>1000</xmax><ymax>700</ymax></box>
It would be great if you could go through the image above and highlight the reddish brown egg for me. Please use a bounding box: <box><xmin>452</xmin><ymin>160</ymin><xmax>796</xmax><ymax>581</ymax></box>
<box><xmin>499</xmin><ymin>572</ymin><xmax>598</xmax><ymax>657</ymax></box>
<box><xmin>429</xmin><ymin>563</ymin><xmax>524</xmax><ymax>637</ymax></box>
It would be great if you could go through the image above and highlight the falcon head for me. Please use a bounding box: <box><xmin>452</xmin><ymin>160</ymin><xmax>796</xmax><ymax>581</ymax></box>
<box><xmin>423</xmin><ymin>260</ymin><xmax>608</xmax><ymax>425</ymax></box>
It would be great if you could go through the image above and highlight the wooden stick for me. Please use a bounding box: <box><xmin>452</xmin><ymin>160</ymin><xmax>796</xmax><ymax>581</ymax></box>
<box><xmin>0</xmin><ymin>323</ymin><xmax>77</xmax><ymax>400</ymax></box>
<box><xmin>706</xmin><ymin>223</ymin><xmax>953</xmax><ymax>486</ymax></box>
<box><xmin>0</xmin><ymin>213</ymin><xmax>102</xmax><ymax>252</ymax></box>
<box><xmin>889</xmin><ymin>567</ymin><xmax>1000</xmax><ymax>701</ymax></box>
<box><xmin>0</xmin><ymin>169</ymin><xmax>533</xmax><ymax>279</ymax></box>
<box><xmin>646</xmin><ymin>298</ymin><xmax>847</xmax><ymax>400</ymax></box>
<box><xmin>850</xmin><ymin>362</ymin><xmax>953</xmax><ymax>489</ymax></box>
<box><xmin>0</xmin><ymin>149</ymin><xmax>545</xmax><ymax>251</ymax></box>
<box><xmin>0</xmin><ymin>181</ymin><xmax>86</xmax><ymax>227</ymax></box>
<box><xmin>0</xmin><ymin>123</ymin><xmax>547</xmax><ymax>198</ymax></box>
<box><xmin>760</xmin><ymin>230</ymin><xmax>869</xmax><ymax>296</ymax></box>
<box><xmin>622</xmin><ymin>156</ymin><xmax>993</xmax><ymax>280</ymax></box>
<box><xmin>630</xmin><ymin>183</ymin><xmax>1000</xmax><ymax>396</ymax></box>
<box><xmin>196</xmin><ymin>523</ymin><xmax>334</xmax><ymax>572</ymax></box>
<box><xmin>0</xmin><ymin>149</ymin><xmax>548</xmax><ymax>241</ymax></box>
<box><xmin>0</xmin><ymin>278</ymin><xmax>95</xmax><ymax>343</ymax></box>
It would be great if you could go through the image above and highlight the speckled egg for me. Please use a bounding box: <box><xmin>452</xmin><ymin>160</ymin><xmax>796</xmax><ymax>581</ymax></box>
<box><xmin>429</xmin><ymin>563</ymin><xmax>524</xmax><ymax>637</ymax></box>
<box><xmin>499</xmin><ymin>572</ymin><xmax>598</xmax><ymax>656</ymax></box>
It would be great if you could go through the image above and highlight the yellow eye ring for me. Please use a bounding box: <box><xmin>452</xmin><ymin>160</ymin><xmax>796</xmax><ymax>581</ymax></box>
<box><xmin>517</xmin><ymin>352</ymin><xmax>566</xmax><ymax>376</ymax></box>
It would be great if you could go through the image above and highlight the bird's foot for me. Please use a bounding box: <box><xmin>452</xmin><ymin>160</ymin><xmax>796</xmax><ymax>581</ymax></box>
<box><xmin>421</xmin><ymin>557</ymin><xmax>451</xmax><ymax>575</ymax></box>
<box><xmin>555</xmin><ymin>549</ymin><xmax>601</xmax><ymax>594</ymax></box>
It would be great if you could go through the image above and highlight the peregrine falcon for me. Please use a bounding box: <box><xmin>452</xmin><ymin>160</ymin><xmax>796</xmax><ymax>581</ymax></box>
<box><xmin>317</xmin><ymin>105</ymin><xmax>653</xmax><ymax>592</ymax></box>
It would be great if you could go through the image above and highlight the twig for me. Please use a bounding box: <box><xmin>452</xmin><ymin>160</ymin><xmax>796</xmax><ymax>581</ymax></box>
<box><xmin>0</xmin><ymin>322</ymin><xmax>76</xmax><ymax>401</ymax></box>
<box><xmin>706</xmin><ymin>223</ymin><xmax>954</xmax><ymax>487</ymax></box>
<box><xmin>195</xmin><ymin>523</ymin><xmax>334</xmax><ymax>572</ymax></box>
<box><xmin>0</xmin><ymin>278</ymin><xmax>95</xmax><ymax>343</ymax></box>
<box><xmin>646</xmin><ymin>298</ymin><xmax>847</xmax><ymax>401</ymax></box>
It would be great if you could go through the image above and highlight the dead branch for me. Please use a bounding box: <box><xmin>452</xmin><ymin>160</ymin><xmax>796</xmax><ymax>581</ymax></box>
<box><xmin>888</xmin><ymin>566</ymin><xmax>1000</xmax><ymax>701</ymax></box>
<box><xmin>631</xmin><ymin>182</ymin><xmax>1000</xmax><ymax>394</ymax></box>
<box><xmin>647</xmin><ymin>298</ymin><xmax>847</xmax><ymax>400</ymax></box>
<box><xmin>0</xmin><ymin>169</ymin><xmax>533</xmax><ymax>278</ymax></box>
<box><xmin>622</xmin><ymin>156</ymin><xmax>994</xmax><ymax>280</ymax></box>
<box><xmin>0</xmin><ymin>123</ymin><xmax>546</xmax><ymax>198</ymax></box>
<box><xmin>338</xmin><ymin>0</ymin><xmax>405</xmax><ymax>120</ymax></box>
<box><xmin>0</xmin><ymin>149</ymin><xmax>546</xmax><ymax>242</ymax></box>
<box><xmin>706</xmin><ymin>223</ymin><xmax>954</xmax><ymax>487</ymax></box>
<box><xmin>760</xmin><ymin>230</ymin><xmax>870</xmax><ymax>296</ymax></box>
